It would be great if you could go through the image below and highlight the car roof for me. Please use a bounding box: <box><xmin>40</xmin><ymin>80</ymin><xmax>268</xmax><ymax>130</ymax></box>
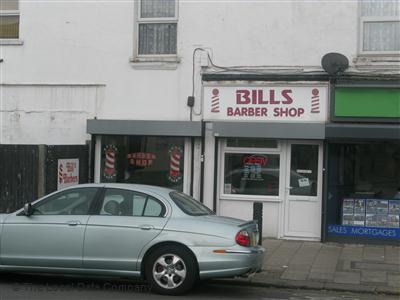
<box><xmin>62</xmin><ymin>183</ymin><xmax>175</xmax><ymax>197</ymax></box>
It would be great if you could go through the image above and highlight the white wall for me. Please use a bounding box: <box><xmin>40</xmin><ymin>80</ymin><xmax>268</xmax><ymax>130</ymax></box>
<box><xmin>0</xmin><ymin>0</ymin><xmax>360</xmax><ymax>145</ymax></box>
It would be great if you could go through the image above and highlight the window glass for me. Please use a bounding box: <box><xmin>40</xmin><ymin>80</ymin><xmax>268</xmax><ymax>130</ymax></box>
<box><xmin>140</xmin><ymin>0</ymin><xmax>175</xmax><ymax>18</ymax></box>
<box><xmin>327</xmin><ymin>141</ymin><xmax>400</xmax><ymax>230</ymax></box>
<box><xmin>132</xmin><ymin>193</ymin><xmax>147</xmax><ymax>216</ymax></box>
<box><xmin>0</xmin><ymin>0</ymin><xmax>18</xmax><ymax>10</ymax></box>
<box><xmin>289</xmin><ymin>144</ymin><xmax>318</xmax><ymax>196</ymax></box>
<box><xmin>138</xmin><ymin>23</ymin><xmax>177</xmax><ymax>55</ymax></box>
<box><xmin>170</xmin><ymin>192</ymin><xmax>214</xmax><ymax>216</ymax></box>
<box><xmin>100</xmin><ymin>188</ymin><xmax>165</xmax><ymax>217</ymax></box>
<box><xmin>224</xmin><ymin>153</ymin><xmax>280</xmax><ymax>196</ymax></box>
<box><xmin>226</xmin><ymin>138</ymin><xmax>278</xmax><ymax>148</ymax></box>
<box><xmin>33</xmin><ymin>188</ymin><xmax>98</xmax><ymax>215</ymax></box>
<box><xmin>363</xmin><ymin>21</ymin><xmax>400</xmax><ymax>52</ymax></box>
<box><xmin>0</xmin><ymin>15</ymin><xmax>19</xmax><ymax>39</ymax></box>
<box><xmin>360</xmin><ymin>0</ymin><xmax>400</xmax><ymax>52</ymax></box>
<box><xmin>137</xmin><ymin>0</ymin><xmax>177</xmax><ymax>55</ymax></box>
<box><xmin>143</xmin><ymin>197</ymin><xmax>163</xmax><ymax>217</ymax></box>
<box><xmin>361</xmin><ymin>0</ymin><xmax>399</xmax><ymax>17</ymax></box>
<box><xmin>101</xmin><ymin>136</ymin><xmax>185</xmax><ymax>191</ymax></box>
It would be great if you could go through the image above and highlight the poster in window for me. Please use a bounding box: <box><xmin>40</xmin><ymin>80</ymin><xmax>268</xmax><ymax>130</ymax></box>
<box><xmin>353</xmin><ymin>214</ymin><xmax>365</xmax><ymax>226</ymax></box>
<box><xmin>366</xmin><ymin>213</ymin><xmax>377</xmax><ymax>227</ymax></box>
<box><xmin>388</xmin><ymin>200</ymin><xmax>400</xmax><ymax>228</ymax></box>
<box><xmin>366</xmin><ymin>199</ymin><xmax>377</xmax><ymax>214</ymax></box>
<box><xmin>342</xmin><ymin>214</ymin><xmax>354</xmax><ymax>225</ymax></box>
<box><xmin>342</xmin><ymin>198</ymin><xmax>354</xmax><ymax>214</ymax></box>
<box><xmin>342</xmin><ymin>198</ymin><xmax>354</xmax><ymax>225</ymax></box>
<box><xmin>389</xmin><ymin>200</ymin><xmax>400</xmax><ymax>215</ymax></box>
<box><xmin>376</xmin><ymin>199</ymin><xmax>389</xmax><ymax>215</ymax></box>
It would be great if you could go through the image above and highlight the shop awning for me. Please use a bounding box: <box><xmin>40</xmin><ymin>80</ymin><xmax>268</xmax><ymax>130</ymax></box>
<box><xmin>87</xmin><ymin>119</ymin><xmax>202</xmax><ymax>137</ymax></box>
<box><xmin>326</xmin><ymin>123</ymin><xmax>400</xmax><ymax>140</ymax></box>
<box><xmin>208</xmin><ymin>121</ymin><xmax>326</xmax><ymax>139</ymax></box>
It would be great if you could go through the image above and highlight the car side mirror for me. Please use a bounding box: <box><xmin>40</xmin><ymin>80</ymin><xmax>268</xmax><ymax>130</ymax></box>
<box><xmin>23</xmin><ymin>203</ymin><xmax>33</xmax><ymax>216</ymax></box>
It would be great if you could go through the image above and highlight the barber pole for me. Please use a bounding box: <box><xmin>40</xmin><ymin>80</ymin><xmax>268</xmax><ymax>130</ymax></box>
<box><xmin>104</xmin><ymin>145</ymin><xmax>117</xmax><ymax>180</ymax></box>
<box><xmin>211</xmin><ymin>88</ymin><xmax>220</xmax><ymax>113</ymax></box>
<box><xmin>168</xmin><ymin>146</ymin><xmax>183</xmax><ymax>183</ymax></box>
<box><xmin>311</xmin><ymin>88</ymin><xmax>320</xmax><ymax>113</ymax></box>
<box><xmin>58</xmin><ymin>163</ymin><xmax>64</xmax><ymax>184</ymax></box>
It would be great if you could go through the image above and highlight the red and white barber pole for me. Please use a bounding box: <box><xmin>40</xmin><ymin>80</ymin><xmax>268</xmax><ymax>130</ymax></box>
<box><xmin>168</xmin><ymin>146</ymin><xmax>182</xmax><ymax>183</ymax></box>
<box><xmin>103</xmin><ymin>144</ymin><xmax>117</xmax><ymax>181</ymax></box>
<box><xmin>58</xmin><ymin>163</ymin><xmax>64</xmax><ymax>184</ymax></box>
<box><xmin>311</xmin><ymin>88</ymin><xmax>320</xmax><ymax>113</ymax></box>
<box><xmin>211</xmin><ymin>88</ymin><xmax>220</xmax><ymax>113</ymax></box>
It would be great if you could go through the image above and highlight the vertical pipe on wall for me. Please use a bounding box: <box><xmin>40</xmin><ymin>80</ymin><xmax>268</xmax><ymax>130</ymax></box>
<box><xmin>37</xmin><ymin>144</ymin><xmax>46</xmax><ymax>198</ymax></box>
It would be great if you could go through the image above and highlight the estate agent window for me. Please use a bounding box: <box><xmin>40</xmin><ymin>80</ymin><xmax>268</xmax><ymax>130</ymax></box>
<box><xmin>101</xmin><ymin>135</ymin><xmax>185</xmax><ymax>192</ymax></box>
<box><xmin>0</xmin><ymin>0</ymin><xmax>19</xmax><ymax>39</ymax></box>
<box><xmin>360</xmin><ymin>0</ymin><xmax>400</xmax><ymax>54</ymax></box>
<box><xmin>327</xmin><ymin>141</ymin><xmax>400</xmax><ymax>230</ymax></box>
<box><xmin>136</xmin><ymin>0</ymin><xmax>178</xmax><ymax>56</ymax></box>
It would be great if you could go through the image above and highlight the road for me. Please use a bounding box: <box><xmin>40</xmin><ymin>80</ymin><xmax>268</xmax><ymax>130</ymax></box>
<box><xmin>0</xmin><ymin>274</ymin><xmax>396</xmax><ymax>300</ymax></box>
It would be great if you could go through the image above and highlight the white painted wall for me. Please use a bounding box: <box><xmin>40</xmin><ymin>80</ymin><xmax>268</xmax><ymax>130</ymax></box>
<box><xmin>0</xmin><ymin>0</ymin><xmax>360</xmax><ymax>145</ymax></box>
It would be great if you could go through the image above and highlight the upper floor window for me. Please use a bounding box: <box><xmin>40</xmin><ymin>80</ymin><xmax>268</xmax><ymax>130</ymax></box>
<box><xmin>136</xmin><ymin>0</ymin><xmax>178</xmax><ymax>56</ymax></box>
<box><xmin>0</xmin><ymin>0</ymin><xmax>19</xmax><ymax>39</ymax></box>
<box><xmin>360</xmin><ymin>0</ymin><xmax>400</xmax><ymax>55</ymax></box>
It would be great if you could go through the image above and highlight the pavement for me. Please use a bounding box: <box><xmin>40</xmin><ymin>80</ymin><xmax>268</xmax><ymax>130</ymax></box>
<box><xmin>216</xmin><ymin>238</ymin><xmax>400</xmax><ymax>295</ymax></box>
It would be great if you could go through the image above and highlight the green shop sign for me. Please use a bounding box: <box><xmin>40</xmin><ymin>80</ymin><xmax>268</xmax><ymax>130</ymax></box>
<box><xmin>335</xmin><ymin>88</ymin><xmax>400</xmax><ymax>119</ymax></box>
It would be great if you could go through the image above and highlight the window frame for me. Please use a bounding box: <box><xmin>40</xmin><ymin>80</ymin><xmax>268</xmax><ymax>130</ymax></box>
<box><xmin>219</xmin><ymin>139</ymin><xmax>284</xmax><ymax>202</ymax></box>
<box><xmin>132</xmin><ymin>0</ymin><xmax>179</xmax><ymax>64</ymax></box>
<box><xmin>359</xmin><ymin>1</ymin><xmax>400</xmax><ymax>56</ymax></box>
<box><xmin>0</xmin><ymin>0</ymin><xmax>22</xmax><ymax>44</ymax></box>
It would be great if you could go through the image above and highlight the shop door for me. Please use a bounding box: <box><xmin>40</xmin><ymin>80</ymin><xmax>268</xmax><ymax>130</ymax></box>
<box><xmin>284</xmin><ymin>141</ymin><xmax>323</xmax><ymax>240</ymax></box>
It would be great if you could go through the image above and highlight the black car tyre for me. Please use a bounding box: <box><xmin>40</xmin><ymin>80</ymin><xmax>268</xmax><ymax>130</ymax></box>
<box><xmin>145</xmin><ymin>245</ymin><xmax>197</xmax><ymax>295</ymax></box>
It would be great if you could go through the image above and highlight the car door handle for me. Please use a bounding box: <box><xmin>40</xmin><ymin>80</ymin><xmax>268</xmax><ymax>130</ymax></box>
<box><xmin>140</xmin><ymin>225</ymin><xmax>154</xmax><ymax>230</ymax></box>
<box><xmin>67</xmin><ymin>220</ymin><xmax>81</xmax><ymax>226</ymax></box>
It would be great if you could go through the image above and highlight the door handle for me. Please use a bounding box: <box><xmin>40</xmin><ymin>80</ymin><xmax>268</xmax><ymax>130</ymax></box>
<box><xmin>140</xmin><ymin>225</ymin><xmax>154</xmax><ymax>230</ymax></box>
<box><xmin>67</xmin><ymin>220</ymin><xmax>81</xmax><ymax>226</ymax></box>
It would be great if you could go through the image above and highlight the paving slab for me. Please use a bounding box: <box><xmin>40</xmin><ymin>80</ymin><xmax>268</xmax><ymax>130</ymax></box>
<box><xmin>333</xmin><ymin>271</ymin><xmax>361</xmax><ymax>285</ymax></box>
<box><xmin>281</xmin><ymin>270</ymin><xmax>309</xmax><ymax>281</ymax></box>
<box><xmin>361</xmin><ymin>270</ymin><xmax>387</xmax><ymax>284</ymax></box>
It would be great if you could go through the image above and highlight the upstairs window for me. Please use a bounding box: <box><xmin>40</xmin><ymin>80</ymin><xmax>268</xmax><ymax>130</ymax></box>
<box><xmin>0</xmin><ymin>0</ymin><xmax>19</xmax><ymax>39</ymax></box>
<box><xmin>360</xmin><ymin>0</ymin><xmax>400</xmax><ymax>54</ymax></box>
<box><xmin>137</xmin><ymin>0</ymin><xmax>178</xmax><ymax>56</ymax></box>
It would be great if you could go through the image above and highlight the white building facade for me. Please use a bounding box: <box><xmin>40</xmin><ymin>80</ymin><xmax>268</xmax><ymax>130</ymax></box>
<box><xmin>1</xmin><ymin>0</ymin><xmax>399</xmax><ymax>243</ymax></box>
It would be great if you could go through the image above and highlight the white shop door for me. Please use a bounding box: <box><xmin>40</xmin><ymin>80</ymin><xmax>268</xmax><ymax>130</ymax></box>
<box><xmin>283</xmin><ymin>141</ymin><xmax>323</xmax><ymax>240</ymax></box>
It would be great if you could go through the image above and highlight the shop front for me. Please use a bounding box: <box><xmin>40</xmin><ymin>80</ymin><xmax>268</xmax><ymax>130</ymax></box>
<box><xmin>87</xmin><ymin>120</ymin><xmax>202</xmax><ymax>195</ymax></box>
<box><xmin>325</xmin><ymin>84</ymin><xmax>400</xmax><ymax>244</ymax></box>
<box><xmin>202</xmin><ymin>83</ymin><xmax>328</xmax><ymax>240</ymax></box>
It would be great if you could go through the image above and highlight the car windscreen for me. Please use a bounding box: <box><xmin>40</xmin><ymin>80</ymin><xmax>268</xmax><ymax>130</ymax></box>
<box><xmin>169</xmin><ymin>192</ymin><xmax>214</xmax><ymax>216</ymax></box>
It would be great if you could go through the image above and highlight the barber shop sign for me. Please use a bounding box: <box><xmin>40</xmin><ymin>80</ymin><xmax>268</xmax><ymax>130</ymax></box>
<box><xmin>204</xmin><ymin>85</ymin><xmax>328</xmax><ymax>122</ymax></box>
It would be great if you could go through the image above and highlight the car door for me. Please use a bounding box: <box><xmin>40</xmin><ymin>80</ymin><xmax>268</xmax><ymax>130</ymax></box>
<box><xmin>1</xmin><ymin>187</ymin><xmax>100</xmax><ymax>268</ymax></box>
<box><xmin>83</xmin><ymin>188</ymin><xmax>170</xmax><ymax>272</ymax></box>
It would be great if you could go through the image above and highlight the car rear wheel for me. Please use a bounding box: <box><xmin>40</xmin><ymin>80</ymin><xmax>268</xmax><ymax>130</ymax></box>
<box><xmin>145</xmin><ymin>245</ymin><xmax>197</xmax><ymax>295</ymax></box>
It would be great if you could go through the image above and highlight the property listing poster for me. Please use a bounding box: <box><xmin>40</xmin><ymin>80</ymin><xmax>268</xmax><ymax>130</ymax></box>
<box><xmin>342</xmin><ymin>198</ymin><xmax>399</xmax><ymax>228</ymax></box>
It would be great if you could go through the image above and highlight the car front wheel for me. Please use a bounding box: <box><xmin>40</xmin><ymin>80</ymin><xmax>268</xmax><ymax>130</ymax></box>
<box><xmin>145</xmin><ymin>245</ymin><xmax>197</xmax><ymax>295</ymax></box>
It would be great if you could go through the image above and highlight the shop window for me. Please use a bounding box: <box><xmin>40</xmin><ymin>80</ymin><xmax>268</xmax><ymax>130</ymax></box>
<box><xmin>135</xmin><ymin>0</ymin><xmax>178</xmax><ymax>57</ymax></box>
<box><xmin>0</xmin><ymin>0</ymin><xmax>19</xmax><ymax>39</ymax></box>
<box><xmin>360</xmin><ymin>0</ymin><xmax>400</xmax><ymax>54</ymax></box>
<box><xmin>224</xmin><ymin>153</ymin><xmax>280</xmax><ymax>196</ymax></box>
<box><xmin>101</xmin><ymin>136</ymin><xmax>185</xmax><ymax>192</ymax></box>
<box><xmin>226</xmin><ymin>138</ymin><xmax>278</xmax><ymax>149</ymax></box>
<box><xmin>327</xmin><ymin>141</ymin><xmax>400</xmax><ymax>237</ymax></box>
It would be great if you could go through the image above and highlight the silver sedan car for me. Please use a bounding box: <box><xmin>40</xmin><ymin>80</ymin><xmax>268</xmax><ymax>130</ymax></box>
<box><xmin>0</xmin><ymin>183</ymin><xmax>265</xmax><ymax>295</ymax></box>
